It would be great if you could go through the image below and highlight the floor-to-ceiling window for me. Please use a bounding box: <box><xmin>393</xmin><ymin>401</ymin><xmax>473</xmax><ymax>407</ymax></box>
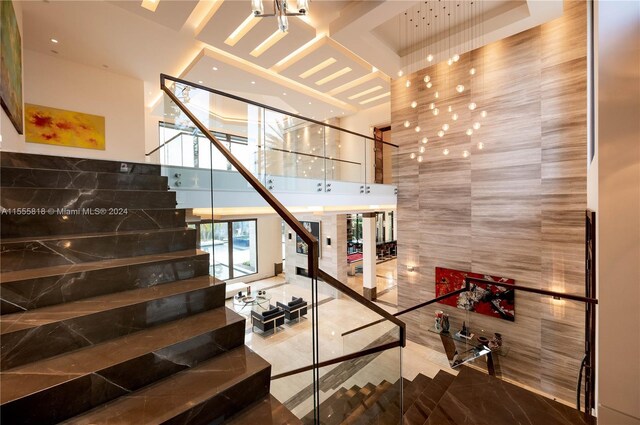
<box><xmin>194</xmin><ymin>219</ymin><xmax>258</xmax><ymax>280</ymax></box>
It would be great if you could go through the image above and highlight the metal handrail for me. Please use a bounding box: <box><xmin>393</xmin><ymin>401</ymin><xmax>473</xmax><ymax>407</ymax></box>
<box><xmin>160</xmin><ymin>74</ymin><xmax>399</xmax><ymax>148</ymax></box>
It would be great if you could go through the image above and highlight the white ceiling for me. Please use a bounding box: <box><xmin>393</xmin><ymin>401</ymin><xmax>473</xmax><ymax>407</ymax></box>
<box><xmin>21</xmin><ymin>0</ymin><xmax>563</xmax><ymax>123</ymax></box>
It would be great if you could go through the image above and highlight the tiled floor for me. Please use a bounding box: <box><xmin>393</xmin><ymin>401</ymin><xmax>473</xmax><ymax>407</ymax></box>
<box><xmin>226</xmin><ymin>272</ymin><xmax>452</xmax><ymax>417</ymax></box>
<box><xmin>345</xmin><ymin>258</ymin><xmax>398</xmax><ymax>308</ymax></box>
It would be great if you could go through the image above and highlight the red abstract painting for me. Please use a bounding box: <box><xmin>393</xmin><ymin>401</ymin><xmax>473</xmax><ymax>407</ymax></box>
<box><xmin>435</xmin><ymin>267</ymin><xmax>516</xmax><ymax>321</ymax></box>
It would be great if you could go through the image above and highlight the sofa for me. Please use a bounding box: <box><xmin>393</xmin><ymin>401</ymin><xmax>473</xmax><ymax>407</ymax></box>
<box><xmin>251</xmin><ymin>304</ymin><xmax>285</xmax><ymax>333</ymax></box>
<box><xmin>276</xmin><ymin>297</ymin><xmax>308</xmax><ymax>322</ymax></box>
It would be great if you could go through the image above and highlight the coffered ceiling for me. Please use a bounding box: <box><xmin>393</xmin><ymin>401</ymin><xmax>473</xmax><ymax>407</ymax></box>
<box><xmin>21</xmin><ymin>0</ymin><xmax>563</xmax><ymax>121</ymax></box>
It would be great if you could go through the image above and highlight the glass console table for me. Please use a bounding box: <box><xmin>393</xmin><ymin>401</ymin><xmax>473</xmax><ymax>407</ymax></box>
<box><xmin>232</xmin><ymin>292</ymin><xmax>272</xmax><ymax>315</ymax></box>
<box><xmin>428</xmin><ymin>324</ymin><xmax>509</xmax><ymax>376</ymax></box>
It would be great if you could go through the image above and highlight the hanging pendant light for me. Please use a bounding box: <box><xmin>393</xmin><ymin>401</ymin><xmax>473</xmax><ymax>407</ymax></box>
<box><xmin>251</xmin><ymin>0</ymin><xmax>307</xmax><ymax>32</ymax></box>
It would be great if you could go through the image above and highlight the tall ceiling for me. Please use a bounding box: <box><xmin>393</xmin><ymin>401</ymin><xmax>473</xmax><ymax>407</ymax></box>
<box><xmin>21</xmin><ymin>0</ymin><xmax>562</xmax><ymax>121</ymax></box>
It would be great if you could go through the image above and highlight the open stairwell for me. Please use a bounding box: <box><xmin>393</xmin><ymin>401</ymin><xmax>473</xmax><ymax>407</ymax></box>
<box><xmin>0</xmin><ymin>152</ymin><xmax>287</xmax><ymax>424</ymax></box>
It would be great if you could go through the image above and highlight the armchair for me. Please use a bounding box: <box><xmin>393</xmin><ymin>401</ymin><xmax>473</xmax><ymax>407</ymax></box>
<box><xmin>276</xmin><ymin>297</ymin><xmax>308</xmax><ymax>322</ymax></box>
<box><xmin>251</xmin><ymin>304</ymin><xmax>285</xmax><ymax>333</ymax></box>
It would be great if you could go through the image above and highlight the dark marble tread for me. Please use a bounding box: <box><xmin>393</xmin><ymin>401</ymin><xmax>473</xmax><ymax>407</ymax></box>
<box><xmin>0</xmin><ymin>227</ymin><xmax>196</xmax><ymax>272</ymax></box>
<box><xmin>406</xmin><ymin>370</ymin><xmax>456</xmax><ymax>425</ymax></box>
<box><xmin>1</xmin><ymin>208</ymin><xmax>185</xmax><ymax>238</ymax></box>
<box><xmin>1</xmin><ymin>307</ymin><xmax>245</xmax><ymax>424</ymax></box>
<box><xmin>424</xmin><ymin>367</ymin><xmax>596</xmax><ymax>425</ymax></box>
<box><xmin>1</xmin><ymin>249</ymin><xmax>210</xmax><ymax>314</ymax></box>
<box><xmin>402</xmin><ymin>373</ymin><xmax>432</xmax><ymax>414</ymax></box>
<box><xmin>1</xmin><ymin>276</ymin><xmax>224</xmax><ymax>370</ymax></box>
<box><xmin>0</xmin><ymin>249</ymin><xmax>206</xmax><ymax>282</ymax></box>
<box><xmin>61</xmin><ymin>345</ymin><xmax>271</xmax><ymax>425</ymax></box>
<box><xmin>227</xmin><ymin>395</ymin><xmax>303</xmax><ymax>425</ymax></box>
<box><xmin>0</xmin><ymin>167</ymin><xmax>169</xmax><ymax>190</ymax></box>
<box><xmin>0</xmin><ymin>187</ymin><xmax>176</xmax><ymax>209</ymax></box>
<box><xmin>0</xmin><ymin>152</ymin><xmax>161</xmax><ymax>175</ymax></box>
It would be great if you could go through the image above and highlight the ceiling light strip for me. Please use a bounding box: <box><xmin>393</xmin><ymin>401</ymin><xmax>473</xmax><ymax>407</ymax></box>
<box><xmin>359</xmin><ymin>92</ymin><xmax>390</xmax><ymax>105</ymax></box>
<box><xmin>347</xmin><ymin>85</ymin><xmax>383</xmax><ymax>100</ymax></box>
<box><xmin>250</xmin><ymin>30</ymin><xmax>288</xmax><ymax>57</ymax></box>
<box><xmin>225</xmin><ymin>14</ymin><xmax>261</xmax><ymax>47</ymax></box>
<box><xmin>299</xmin><ymin>58</ymin><xmax>337</xmax><ymax>79</ymax></box>
<box><xmin>315</xmin><ymin>67</ymin><xmax>352</xmax><ymax>86</ymax></box>
<box><xmin>272</xmin><ymin>35</ymin><xmax>327</xmax><ymax>72</ymax></box>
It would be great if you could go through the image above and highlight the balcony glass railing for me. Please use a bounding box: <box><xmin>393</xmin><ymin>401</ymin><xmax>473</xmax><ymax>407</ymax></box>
<box><xmin>148</xmin><ymin>77</ymin><xmax>398</xmax><ymax>196</ymax></box>
<box><xmin>144</xmin><ymin>74</ymin><xmax>406</xmax><ymax>423</ymax></box>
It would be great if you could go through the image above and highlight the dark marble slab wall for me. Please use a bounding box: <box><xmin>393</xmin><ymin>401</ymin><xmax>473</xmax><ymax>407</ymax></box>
<box><xmin>391</xmin><ymin>0</ymin><xmax>588</xmax><ymax>403</ymax></box>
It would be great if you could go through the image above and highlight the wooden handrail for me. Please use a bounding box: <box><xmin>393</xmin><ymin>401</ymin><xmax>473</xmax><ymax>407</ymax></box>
<box><xmin>464</xmin><ymin>277</ymin><xmax>599</xmax><ymax>304</ymax></box>
<box><xmin>160</xmin><ymin>74</ymin><xmax>399</xmax><ymax>148</ymax></box>
<box><xmin>318</xmin><ymin>269</ymin><xmax>406</xmax><ymax>347</ymax></box>
<box><xmin>341</xmin><ymin>287</ymin><xmax>467</xmax><ymax>337</ymax></box>
<box><xmin>161</xmin><ymin>74</ymin><xmax>318</xmax><ymax>276</ymax></box>
<box><xmin>145</xmin><ymin>131</ymin><xmax>192</xmax><ymax>156</ymax></box>
<box><xmin>271</xmin><ymin>340</ymin><xmax>401</xmax><ymax>380</ymax></box>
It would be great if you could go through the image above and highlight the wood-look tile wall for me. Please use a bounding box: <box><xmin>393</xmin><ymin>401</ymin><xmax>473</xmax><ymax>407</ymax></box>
<box><xmin>391</xmin><ymin>1</ymin><xmax>587</xmax><ymax>402</ymax></box>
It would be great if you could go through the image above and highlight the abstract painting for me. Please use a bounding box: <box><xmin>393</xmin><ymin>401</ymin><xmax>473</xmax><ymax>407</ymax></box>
<box><xmin>296</xmin><ymin>221</ymin><xmax>321</xmax><ymax>257</ymax></box>
<box><xmin>25</xmin><ymin>104</ymin><xmax>105</xmax><ymax>150</ymax></box>
<box><xmin>435</xmin><ymin>267</ymin><xmax>515</xmax><ymax>321</ymax></box>
<box><xmin>1</xmin><ymin>0</ymin><xmax>23</xmax><ymax>134</ymax></box>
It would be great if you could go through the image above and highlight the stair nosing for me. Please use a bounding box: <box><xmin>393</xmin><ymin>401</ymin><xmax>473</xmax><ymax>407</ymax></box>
<box><xmin>60</xmin><ymin>346</ymin><xmax>270</xmax><ymax>425</ymax></box>
<box><xmin>0</xmin><ymin>249</ymin><xmax>208</xmax><ymax>283</ymax></box>
<box><xmin>0</xmin><ymin>275</ymin><xmax>222</xmax><ymax>334</ymax></box>
<box><xmin>0</xmin><ymin>226</ymin><xmax>192</xmax><ymax>244</ymax></box>
<box><xmin>0</xmin><ymin>306</ymin><xmax>243</xmax><ymax>404</ymax></box>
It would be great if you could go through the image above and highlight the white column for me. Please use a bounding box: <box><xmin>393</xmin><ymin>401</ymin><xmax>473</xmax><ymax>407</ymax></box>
<box><xmin>362</xmin><ymin>213</ymin><xmax>377</xmax><ymax>300</ymax></box>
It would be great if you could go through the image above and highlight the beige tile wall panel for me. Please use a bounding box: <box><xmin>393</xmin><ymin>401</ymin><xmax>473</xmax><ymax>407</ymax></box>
<box><xmin>392</xmin><ymin>0</ymin><xmax>587</xmax><ymax>403</ymax></box>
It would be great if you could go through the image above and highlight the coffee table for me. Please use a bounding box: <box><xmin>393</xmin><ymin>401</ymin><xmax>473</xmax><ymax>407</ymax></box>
<box><xmin>232</xmin><ymin>292</ymin><xmax>272</xmax><ymax>315</ymax></box>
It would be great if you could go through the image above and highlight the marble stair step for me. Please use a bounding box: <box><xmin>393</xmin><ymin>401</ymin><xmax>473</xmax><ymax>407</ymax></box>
<box><xmin>0</xmin><ymin>227</ymin><xmax>196</xmax><ymax>272</ymax></box>
<box><xmin>0</xmin><ymin>167</ymin><xmax>169</xmax><ymax>190</ymax></box>
<box><xmin>1</xmin><ymin>208</ymin><xmax>185</xmax><ymax>239</ymax></box>
<box><xmin>1</xmin><ymin>249</ymin><xmax>210</xmax><ymax>314</ymax></box>
<box><xmin>1</xmin><ymin>152</ymin><xmax>161</xmax><ymax>175</ymax></box>
<box><xmin>402</xmin><ymin>374</ymin><xmax>433</xmax><ymax>414</ymax></box>
<box><xmin>0</xmin><ymin>276</ymin><xmax>224</xmax><ymax>370</ymax></box>
<box><xmin>423</xmin><ymin>367</ymin><xmax>596</xmax><ymax>425</ymax></box>
<box><xmin>1</xmin><ymin>307</ymin><xmax>245</xmax><ymax>425</ymax></box>
<box><xmin>227</xmin><ymin>395</ymin><xmax>303</xmax><ymax>425</ymax></box>
<box><xmin>342</xmin><ymin>380</ymin><xmax>394</xmax><ymax>425</ymax></box>
<box><xmin>62</xmin><ymin>345</ymin><xmax>271</xmax><ymax>425</ymax></box>
<box><xmin>0</xmin><ymin>187</ymin><xmax>176</xmax><ymax>210</ymax></box>
<box><xmin>403</xmin><ymin>370</ymin><xmax>456</xmax><ymax>425</ymax></box>
<box><xmin>300</xmin><ymin>386</ymin><xmax>350</xmax><ymax>425</ymax></box>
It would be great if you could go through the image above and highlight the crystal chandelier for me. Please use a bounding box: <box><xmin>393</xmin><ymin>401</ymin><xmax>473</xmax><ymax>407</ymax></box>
<box><xmin>251</xmin><ymin>0</ymin><xmax>309</xmax><ymax>32</ymax></box>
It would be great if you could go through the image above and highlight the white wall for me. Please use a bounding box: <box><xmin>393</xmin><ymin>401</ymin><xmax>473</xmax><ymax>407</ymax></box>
<box><xmin>596</xmin><ymin>1</ymin><xmax>640</xmax><ymax>424</ymax></box>
<box><xmin>339</xmin><ymin>102</ymin><xmax>391</xmax><ymax>183</ymax></box>
<box><xmin>1</xmin><ymin>49</ymin><xmax>146</xmax><ymax>162</ymax></box>
<box><xmin>0</xmin><ymin>1</ymin><xmax>23</xmax><ymax>148</ymax></box>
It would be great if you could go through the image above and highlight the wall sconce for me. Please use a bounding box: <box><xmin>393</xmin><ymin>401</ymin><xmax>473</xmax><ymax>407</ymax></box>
<box><xmin>326</xmin><ymin>237</ymin><xmax>331</xmax><ymax>246</ymax></box>
<box><xmin>288</xmin><ymin>232</ymin><xmax>292</xmax><ymax>240</ymax></box>
<box><xmin>407</xmin><ymin>265</ymin><xmax>416</xmax><ymax>272</ymax></box>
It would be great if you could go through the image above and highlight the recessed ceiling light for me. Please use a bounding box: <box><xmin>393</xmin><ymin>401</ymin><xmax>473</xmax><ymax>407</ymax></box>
<box><xmin>212</xmin><ymin>67</ymin><xmax>218</xmax><ymax>71</ymax></box>
<box><xmin>50</xmin><ymin>38</ymin><xmax>58</xmax><ymax>43</ymax></box>
<box><xmin>308</xmin><ymin>102</ymin><xmax>312</xmax><ymax>105</ymax></box>
<box><xmin>251</xmin><ymin>81</ymin><xmax>256</xmax><ymax>84</ymax></box>
<box><xmin>198</xmin><ymin>80</ymin><xmax>203</xmax><ymax>84</ymax></box>
<box><xmin>282</xmin><ymin>92</ymin><xmax>287</xmax><ymax>96</ymax></box>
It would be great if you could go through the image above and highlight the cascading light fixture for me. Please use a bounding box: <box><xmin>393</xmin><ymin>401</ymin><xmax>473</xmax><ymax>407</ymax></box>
<box><xmin>415</xmin><ymin>126</ymin><xmax>421</xmax><ymax>132</ymax></box>
<box><xmin>404</xmin><ymin>120</ymin><xmax>411</xmax><ymax>128</ymax></box>
<box><xmin>406</xmin><ymin>80</ymin><xmax>411</xmax><ymax>88</ymax></box>
<box><xmin>251</xmin><ymin>0</ymin><xmax>308</xmax><ymax>32</ymax></box>
<box><xmin>410</xmin><ymin>152</ymin><xmax>417</xmax><ymax>159</ymax></box>
<box><xmin>403</xmin><ymin>0</ymin><xmax>490</xmax><ymax>163</ymax></box>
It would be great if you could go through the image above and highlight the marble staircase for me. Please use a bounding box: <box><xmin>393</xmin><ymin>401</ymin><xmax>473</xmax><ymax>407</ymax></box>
<box><xmin>0</xmin><ymin>152</ymin><xmax>277</xmax><ymax>424</ymax></box>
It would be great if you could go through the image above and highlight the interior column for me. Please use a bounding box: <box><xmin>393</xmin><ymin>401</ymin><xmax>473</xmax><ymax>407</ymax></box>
<box><xmin>362</xmin><ymin>212</ymin><xmax>377</xmax><ymax>300</ymax></box>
